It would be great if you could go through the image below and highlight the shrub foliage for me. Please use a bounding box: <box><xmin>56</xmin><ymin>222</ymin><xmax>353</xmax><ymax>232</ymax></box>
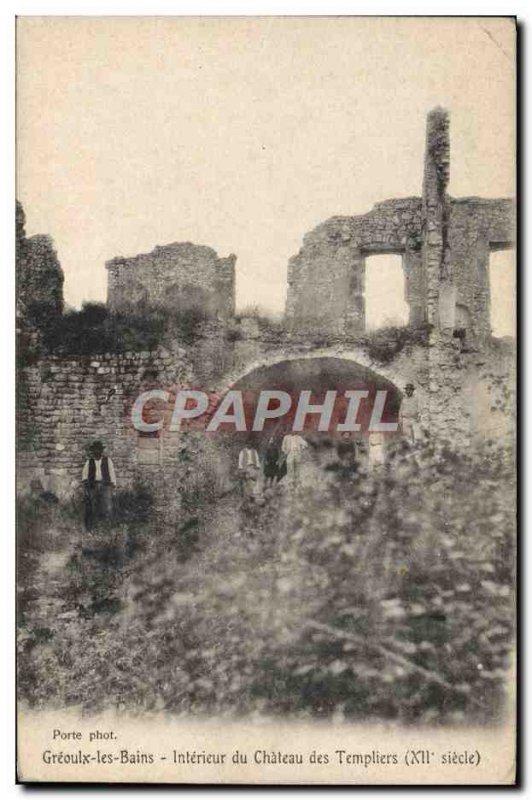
<box><xmin>17</xmin><ymin>437</ymin><xmax>515</xmax><ymax>724</ymax></box>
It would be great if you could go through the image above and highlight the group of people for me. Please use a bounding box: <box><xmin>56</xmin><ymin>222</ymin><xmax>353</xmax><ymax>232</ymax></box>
<box><xmin>237</xmin><ymin>432</ymin><xmax>309</xmax><ymax>500</ymax></box>
<box><xmin>237</xmin><ymin>383</ymin><xmax>421</xmax><ymax>498</ymax></box>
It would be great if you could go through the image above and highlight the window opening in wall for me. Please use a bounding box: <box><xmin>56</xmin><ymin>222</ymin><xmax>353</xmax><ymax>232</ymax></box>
<box><xmin>489</xmin><ymin>249</ymin><xmax>516</xmax><ymax>338</ymax></box>
<box><xmin>365</xmin><ymin>254</ymin><xmax>409</xmax><ymax>331</ymax></box>
<box><xmin>137</xmin><ymin>428</ymin><xmax>163</xmax><ymax>465</ymax></box>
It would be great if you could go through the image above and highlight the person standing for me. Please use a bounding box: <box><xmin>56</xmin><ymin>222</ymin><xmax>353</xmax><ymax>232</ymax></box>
<box><xmin>281</xmin><ymin>433</ymin><xmax>308</xmax><ymax>488</ymax></box>
<box><xmin>238</xmin><ymin>442</ymin><xmax>261</xmax><ymax>500</ymax></box>
<box><xmin>367</xmin><ymin>431</ymin><xmax>385</xmax><ymax>467</ymax></box>
<box><xmin>263</xmin><ymin>435</ymin><xmax>281</xmax><ymax>487</ymax></box>
<box><xmin>398</xmin><ymin>383</ymin><xmax>420</xmax><ymax>443</ymax></box>
<box><xmin>336</xmin><ymin>432</ymin><xmax>359</xmax><ymax>478</ymax></box>
<box><xmin>81</xmin><ymin>440</ymin><xmax>117</xmax><ymax>530</ymax></box>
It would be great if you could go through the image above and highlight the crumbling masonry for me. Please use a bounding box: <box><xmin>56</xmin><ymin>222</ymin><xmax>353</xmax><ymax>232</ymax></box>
<box><xmin>106</xmin><ymin>242</ymin><xmax>236</xmax><ymax>320</ymax></box>
<box><xmin>17</xmin><ymin>109</ymin><xmax>516</xmax><ymax>499</ymax></box>
<box><xmin>285</xmin><ymin>108</ymin><xmax>515</xmax><ymax>338</ymax></box>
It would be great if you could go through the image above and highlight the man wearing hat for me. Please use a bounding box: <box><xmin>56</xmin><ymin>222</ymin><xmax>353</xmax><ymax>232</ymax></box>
<box><xmin>81</xmin><ymin>440</ymin><xmax>117</xmax><ymax>530</ymax></box>
<box><xmin>399</xmin><ymin>384</ymin><xmax>420</xmax><ymax>443</ymax></box>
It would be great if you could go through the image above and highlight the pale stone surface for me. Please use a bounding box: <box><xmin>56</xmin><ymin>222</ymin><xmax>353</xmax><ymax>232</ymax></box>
<box><xmin>285</xmin><ymin>109</ymin><xmax>515</xmax><ymax>340</ymax></box>
<box><xmin>17</xmin><ymin>110</ymin><xmax>516</xmax><ymax>500</ymax></box>
<box><xmin>106</xmin><ymin>242</ymin><xmax>236</xmax><ymax>320</ymax></box>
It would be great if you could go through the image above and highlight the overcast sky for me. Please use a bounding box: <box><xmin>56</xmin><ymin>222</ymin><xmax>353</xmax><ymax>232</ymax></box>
<box><xmin>17</xmin><ymin>17</ymin><xmax>515</xmax><ymax>331</ymax></box>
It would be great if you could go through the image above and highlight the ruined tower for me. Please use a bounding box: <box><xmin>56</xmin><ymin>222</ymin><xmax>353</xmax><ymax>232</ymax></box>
<box><xmin>106</xmin><ymin>242</ymin><xmax>236</xmax><ymax>320</ymax></box>
<box><xmin>284</xmin><ymin>109</ymin><xmax>515</xmax><ymax>339</ymax></box>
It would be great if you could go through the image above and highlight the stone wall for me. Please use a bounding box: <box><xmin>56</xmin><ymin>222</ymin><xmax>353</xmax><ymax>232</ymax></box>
<box><xmin>285</xmin><ymin>109</ymin><xmax>515</xmax><ymax>339</ymax></box>
<box><xmin>106</xmin><ymin>242</ymin><xmax>236</xmax><ymax>320</ymax></box>
<box><xmin>18</xmin><ymin>323</ymin><xmax>429</xmax><ymax>497</ymax></box>
<box><xmin>285</xmin><ymin>198</ymin><xmax>423</xmax><ymax>334</ymax></box>
<box><xmin>422</xmin><ymin>107</ymin><xmax>450</xmax><ymax>329</ymax></box>
<box><xmin>16</xmin><ymin>201</ymin><xmax>64</xmax><ymax>321</ymax></box>
<box><xmin>216</xmin><ymin>325</ymin><xmax>515</xmax><ymax>448</ymax></box>
<box><xmin>17</xmin><ymin>320</ymin><xmax>515</xmax><ymax>507</ymax></box>
<box><xmin>448</xmin><ymin>198</ymin><xmax>516</xmax><ymax>338</ymax></box>
<box><xmin>16</xmin><ymin>328</ymin><xmax>257</xmax><ymax>512</ymax></box>
<box><xmin>16</xmin><ymin>108</ymin><xmax>516</xmax><ymax>509</ymax></box>
<box><xmin>17</xmin><ymin>347</ymin><xmax>193</xmax><ymax>499</ymax></box>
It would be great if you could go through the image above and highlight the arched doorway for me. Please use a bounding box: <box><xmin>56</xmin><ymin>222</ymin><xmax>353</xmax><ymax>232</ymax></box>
<box><xmin>214</xmin><ymin>356</ymin><xmax>402</xmax><ymax>480</ymax></box>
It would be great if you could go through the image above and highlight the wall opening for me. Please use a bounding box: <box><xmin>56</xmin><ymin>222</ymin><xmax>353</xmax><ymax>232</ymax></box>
<box><xmin>222</xmin><ymin>356</ymin><xmax>402</xmax><ymax>472</ymax></box>
<box><xmin>137</xmin><ymin>430</ymin><xmax>162</xmax><ymax>465</ymax></box>
<box><xmin>365</xmin><ymin>254</ymin><xmax>409</xmax><ymax>331</ymax></box>
<box><xmin>227</xmin><ymin>356</ymin><xmax>401</xmax><ymax>438</ymax></box>
<box><xmin>489</xmin><ymin>249</ymin><xmax>516</xmax><ymax>338</ymax></box>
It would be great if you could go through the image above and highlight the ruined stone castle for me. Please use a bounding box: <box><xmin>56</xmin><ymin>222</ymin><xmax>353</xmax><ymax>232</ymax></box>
<box><xmin>17</xmin><ymin>108</ymin><xmax>516</xmax><ymax>501</ymax></box>
<box><xmin>103</xmin><ymin>108</ymin><xmax>514</xmax><ymax>342</ymax></box>
<box><xmin>285</xmin><ymin>109</ymin><xmax>515</xmax><ymax>337</ymax></box>
<box><xmin>106</xmin><ymin>243</ymin><xmax>236</xmax><ymax>320</ymax></box>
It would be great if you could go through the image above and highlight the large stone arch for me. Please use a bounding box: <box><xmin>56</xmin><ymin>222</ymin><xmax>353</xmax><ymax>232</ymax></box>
<box><xmin>216</xmin><ymin>351</ymin><xmax>407</xmax><ymax>434</ymax></box>
<box><xmin>217</xmin><ymin>344</ymin><xmax>414</xmax><ymax>399</ymax></box>
<box><xmin>209</xmin><ymin>352</ymin><xmax>411</xmax><ymax>474</ymax></box>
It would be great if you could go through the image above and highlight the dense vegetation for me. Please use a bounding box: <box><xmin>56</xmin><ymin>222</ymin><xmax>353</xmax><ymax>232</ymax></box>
<box><xmin>17</xmin><ymin>435</ymin><xmax>515</xmax><ymax>724</ymax></box>
<box><xmin>42</xmin><ymin>302</ymin><xmax>167</xmax><ymax>355</ymax></box>
<box><xmin>15</xmin><ymin>201</ymin><xmax>217</xmax><ymax>361</ymax></box>
<box><xmin>363</xmin><ymin>323</ymin><xmax>431</xmax><ymax>365</ymax></box>
<box><xmin>18</xmin><ymin>300</ymin><xmax>217</xmax><ymax>363</ymax></box>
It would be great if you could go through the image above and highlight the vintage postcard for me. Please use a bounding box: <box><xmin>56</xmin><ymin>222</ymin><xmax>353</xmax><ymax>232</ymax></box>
<box><xmin>16</xmin><ymin>16</ymin><xmax>517</xmax><ymax>784</ymax></box>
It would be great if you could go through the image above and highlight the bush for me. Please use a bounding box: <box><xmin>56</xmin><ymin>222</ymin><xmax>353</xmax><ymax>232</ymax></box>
<box><xmin>163</xmin><ymin>304</ymin><xmax>210</xmax><ymax>345</ymax></box>
<box><xmin>236</xmin><ymin>305</ymin><xmax>285</xmax><ymax>335</ymax></box>
<box><xmin>41</xmin><ymin>302</ymin><xmax>167</xmax><ymax>355</ymax></box>
<box><xmin>225</xmin><ymin>326</ymin><xmax>244</xmax><ymax>343</ymax></box>
<box><xmin>243</xmin><ymin>438</ymin><xmax>515</xmax><ymax>723</ymax></box>
<box><xmin>17</xmin><ymin>437</ymin><xmax>515</xmax><ymax>723</ymax></box>
<box><xmin>121</xmin><ymin>436</ymin><xmax>515</xmax><ymax>722</ymax></box>
<box><xmin>364</xmin><ymin>323</ymin><xmax>431</xmax><ymax>364</ymax></box>
<box><xmin>113</xmin><ymin>481</ymin><xmax>153</xmax><ymax>525</ymax></box>
<box><xmin>30</xmin><ymin>298</ymin><xmax>219</xmax><ymax>356</ymax></box>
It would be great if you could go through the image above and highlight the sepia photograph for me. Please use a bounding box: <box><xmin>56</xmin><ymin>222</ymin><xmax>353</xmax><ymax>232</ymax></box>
<box><xmin>15</xmin><ymin>15</ymin><xmax>516</xmax><ymax>784</ymax></box>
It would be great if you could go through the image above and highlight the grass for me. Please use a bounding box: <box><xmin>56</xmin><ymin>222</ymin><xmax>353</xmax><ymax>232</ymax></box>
<box><xmin>17</xmin><ymin>436</ymin><xmax>515</xmax><ymax>723</ymax></box>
